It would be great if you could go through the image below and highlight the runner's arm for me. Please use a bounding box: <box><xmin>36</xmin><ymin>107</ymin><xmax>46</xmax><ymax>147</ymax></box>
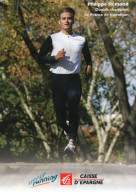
<box><xmin>82</xmin><ymin>39</ymin><xmax>92</xmax><ymax>79</ymax></box>
<box><xmin>38</xmin><ymin>36</ymin><xmax>57</xmax><ymax>64</ymax></box>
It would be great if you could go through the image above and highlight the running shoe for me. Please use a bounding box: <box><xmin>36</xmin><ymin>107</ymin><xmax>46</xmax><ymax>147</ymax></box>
<box><xmin>64</xmin><ymin>140</ymin><xmax>75</xmax><ymax>157</ymax></box>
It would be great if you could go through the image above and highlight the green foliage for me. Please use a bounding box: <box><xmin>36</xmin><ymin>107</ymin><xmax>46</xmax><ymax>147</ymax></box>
<box><xmin>0</xmin><ymin>134</ymin><xmax>7</xmax><ymax>149</ymax></box>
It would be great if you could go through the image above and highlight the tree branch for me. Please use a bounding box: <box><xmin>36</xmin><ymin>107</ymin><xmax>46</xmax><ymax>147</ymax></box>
<box><xmin>17</xmin><ymin>5</ymin><xmax>38</xmax><ymax>62</ymax></box>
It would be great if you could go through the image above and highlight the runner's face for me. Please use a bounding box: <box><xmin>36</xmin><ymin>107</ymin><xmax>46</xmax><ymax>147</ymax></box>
<box><xmin>59</xmin><ymin>12</ymin><xmax>74</xmax><ymax>32</ymax></box>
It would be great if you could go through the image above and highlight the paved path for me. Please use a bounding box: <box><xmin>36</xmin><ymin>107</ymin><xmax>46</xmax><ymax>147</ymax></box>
<box><xmin>0</xmin><ymin>163</ymin><xmax>136</xmax><ymax>195</ymax></box>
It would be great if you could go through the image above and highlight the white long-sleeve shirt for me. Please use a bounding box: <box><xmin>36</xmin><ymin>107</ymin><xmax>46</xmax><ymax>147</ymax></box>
<box><xmin>39</xmin><ymin>31</ymin><xmax>92</xmax><ymax>74</ymax></box>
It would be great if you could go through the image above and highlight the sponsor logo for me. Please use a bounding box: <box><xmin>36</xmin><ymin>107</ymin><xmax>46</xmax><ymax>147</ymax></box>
<box><xmin>60</xmin><ymin>173</ymin><xmax>72</xmax><ymax>185</ymax></box>
<box><xmin>29</xmin><ymin>172</ymin><xmax>58</xmax><ymax>187</ymax></box>
<box><xmin>74</xmin><ymin>173</ymin><xmax>104</xmax><ymax>185</ymax></box>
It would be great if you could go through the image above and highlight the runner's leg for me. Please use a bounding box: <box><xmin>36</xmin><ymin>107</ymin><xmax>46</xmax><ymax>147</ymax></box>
<box><xmin>51</xmin><ymin>73</ymin><xmax>67</xmax><ymax>130</ymax></box>
<box><xmin>67</xmin><ymin>74</ymin><xmax>82</xmax><ymax>141</ymax></box>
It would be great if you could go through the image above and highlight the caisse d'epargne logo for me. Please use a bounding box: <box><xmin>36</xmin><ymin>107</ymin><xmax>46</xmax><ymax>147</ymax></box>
<box><xmin>60</xmin><ymin>173</ymin><xmax>104</xmax><ymax>185</ymax></box>
<box><xmin>60</xmin><ymin>173</ymin><xmax>72</xmax><ymax>185</ymax></box>
<box><xmin>74</xmin><ymin>174</ymin><xmax>104</xmax><ymax>185</ymax></box>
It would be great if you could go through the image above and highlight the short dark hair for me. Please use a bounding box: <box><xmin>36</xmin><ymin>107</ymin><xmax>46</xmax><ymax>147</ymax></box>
<box><xmin>59</xmin><ymin>7</ymin><xmax>75</xmax><ymax>18</ymax></box>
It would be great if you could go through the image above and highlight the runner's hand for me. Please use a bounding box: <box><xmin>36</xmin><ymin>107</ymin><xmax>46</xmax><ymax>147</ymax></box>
<box><xmin>55</xmin><ymin>48</ymin><xmax>66</xmax><ymax>60</ymax></box>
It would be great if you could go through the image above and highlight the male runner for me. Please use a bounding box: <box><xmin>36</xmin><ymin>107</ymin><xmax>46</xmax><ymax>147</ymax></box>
<box><xmin>38</xmin><ymin>7</ymin><xmax>92</xmax><ymax>157</ymax></box>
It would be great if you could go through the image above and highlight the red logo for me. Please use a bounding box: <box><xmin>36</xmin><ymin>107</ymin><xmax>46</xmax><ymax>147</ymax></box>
<box><xmin>60</xmin><ymin>173</ymin><xmax>72</xmax><ymax>185</ymax></box>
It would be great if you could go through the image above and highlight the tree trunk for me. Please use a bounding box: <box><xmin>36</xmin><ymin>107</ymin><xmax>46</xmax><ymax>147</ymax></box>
<box><xmin>124</xmin><ymin>121</ymin><xmax>136</xmax><ymax>164</ymax></box>
<box><xmin>98</xmin><ymin>142</ymin><xmax>105</xmax><ymax>163</ymax></box>
<box><xmin>104</xmin><ymin>130</ymin><xmax>120</xmax><ymax>163</ymax></box>
<box><xmin>77</xmin><ymin>126</ymin><xmax>93</xmax><ymax>162</ymax></box>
